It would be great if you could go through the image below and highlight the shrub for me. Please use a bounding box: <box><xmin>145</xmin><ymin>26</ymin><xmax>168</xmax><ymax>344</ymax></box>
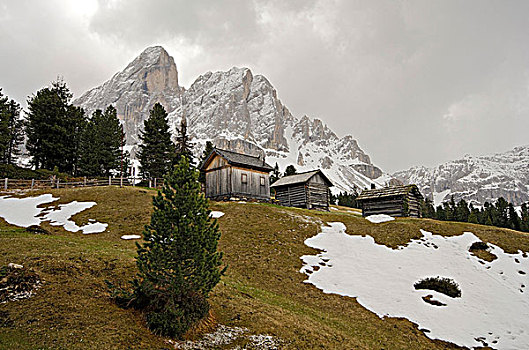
<box><xmin>414</xmin><ymin>276</ymin><xmax>461</xmax><ymax>298</ymax></box>
<box><xmin>469</xmin><ymin>241</ymin><xmax>489</xmax><ymax>251</ymax></box>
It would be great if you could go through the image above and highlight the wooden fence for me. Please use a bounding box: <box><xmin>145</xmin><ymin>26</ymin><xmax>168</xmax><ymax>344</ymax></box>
<box><xmin>1</xmin><ymin>177</ymin><xmax>165</xmax><ymax>191</ymax></box>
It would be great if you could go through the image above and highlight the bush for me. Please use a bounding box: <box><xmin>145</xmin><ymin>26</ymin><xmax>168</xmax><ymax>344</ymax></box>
<box><xmin>414</xmin><ymin>276</ymin><xmax>461</xmax><ymax>298</ymax></box>
<box><xmin>469</xmin><ymin>241</ymin><xmax>489</xmax><ymax>251</ymax></box>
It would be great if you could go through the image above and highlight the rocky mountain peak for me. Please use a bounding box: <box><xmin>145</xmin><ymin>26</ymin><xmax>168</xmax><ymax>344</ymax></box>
<box><xmin>75</xmin><ymin>46</ymin><xmax>390</xmax><ymax>193</ymax></box>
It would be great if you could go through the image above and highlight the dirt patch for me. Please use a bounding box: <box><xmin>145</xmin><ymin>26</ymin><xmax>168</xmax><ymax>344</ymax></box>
<box><xmin>0</xmin><ymin>264</ymin><xmax>42</xmax><ymax>303</ymax></box>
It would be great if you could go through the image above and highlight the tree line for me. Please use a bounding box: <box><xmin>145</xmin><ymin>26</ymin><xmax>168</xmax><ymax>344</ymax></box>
<box><xmin>1</xmin><ymin>79</ymin><xmax>126</xmax><ymax>178</ymax></box>
<box><xmin>421</xmin><ymin>196</ymin><xmax>529</xmax><ymax>233</ymax></box>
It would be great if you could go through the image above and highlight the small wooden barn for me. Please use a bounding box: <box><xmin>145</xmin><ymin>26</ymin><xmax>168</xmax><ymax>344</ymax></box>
<box><xmin>271</xmin><ymin>170</ymin><xmax>333</xmax><ymax>211</ymax></box>
<box><xmin>356</xmin><ymin>185</ymin><xmax>424</xmax><ymax>218</ymax></box>
<box><xmin>201</xmin><ymin>148</ymin><xmax>273</xmax><ymax>200</ymax></box>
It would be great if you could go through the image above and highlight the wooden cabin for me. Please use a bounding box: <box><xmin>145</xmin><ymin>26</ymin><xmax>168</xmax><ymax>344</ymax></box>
<box><xmin>271</xmin><ymin>170</ymin><xmax>333</xmax><ymax>211</ymax></box>
<box><xmin>356</xmin><ymin>185</ymin><xmax>424</xmax><ymax>218</ymax></box>
<box><xmin>201</xmin><ymin>148</ymin><xmax>273</xmax><ymax>200</ymax></box>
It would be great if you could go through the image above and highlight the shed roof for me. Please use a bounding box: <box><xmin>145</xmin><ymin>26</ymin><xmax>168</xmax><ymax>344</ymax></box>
<box><xmin>356</xmin><ymin>185</ymin><xmax>423</xmax><ymax>201</ymax></box>
<box><xmin>201</xmin><ymin>148</ymin><xmax>273</xmax><ymax>172</ymax></box>
<box><xmin>270</xmin><ymin>169</ymin><xmax>333</xmax><ymax>188</ymax></box>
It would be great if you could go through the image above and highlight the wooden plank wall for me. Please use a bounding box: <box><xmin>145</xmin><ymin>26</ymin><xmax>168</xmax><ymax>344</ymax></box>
<box><xmin>307</xmin><ymin>183</ymin><xmax>329</xmax><ymax>210</ymax></box>
<box><xmin>361</xmin><ymin>194</ymin><xmax>422</xmax><ymax>217</ymax></box>
<box><xmin>275</xmin><ymin>184</ymin><xmax>307</xmax><ymax>208</ymax></box>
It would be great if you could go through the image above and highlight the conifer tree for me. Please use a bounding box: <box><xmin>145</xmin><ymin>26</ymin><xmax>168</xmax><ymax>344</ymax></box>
<box><xmin>175</xmin><ymin>114</ymin><xmax>193</xmax><ymax>164</ymax></box>
<box><xmin>128</xmin><ymin>156</ymin><xmax>225</xmax><ymax>337</ymax></box>
<box><xmin>521</xmin><ymin>203</ymin><xmax>529</xmax><ymax>232</ymax></box>
<box><xmin>78</xmin><ymin>106</ymin><xmax>124</xmax><ymax>176</ymax></box>
<box><xmin>198</xmin><ymin>141</ymin><xmax>214</xmax><ymax>184</ymax></box>
<box><xmin>507</xmin><ymin>203</ymin><xmax>521</xmax><ymax>231</ymax></box>
<box><xmin>0</xmin><ymin>90</ymin><xmax>23</xmax><ymax>164</ymax></box>
<box><xmin>26</xmin><ymin>79</ymin><xmax>86</xmax><ymax>173</ymax></box>
<box><xmin>269</xmin><ymin>162</ymin><xmax>281</xmax><ymax>184</ymax></box>
<box><xmin>138</xmin><ymin>103</ymin><xmax>176</xmax><ymax>178</ymax></box>
<box><xmin>284</xmin><ymin>164</ymin><xmax>297</xmax><ymax>177</ymax></box>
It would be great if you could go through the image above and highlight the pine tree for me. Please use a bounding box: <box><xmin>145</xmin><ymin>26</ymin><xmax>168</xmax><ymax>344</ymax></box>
<box><xmin>175</xmin><ymin>114</ymin><xmax>193</xmax><ymax>164</ymax></box>
<box><xmin>128</xmin><ymin>156</ymin><xmax>225</xmax><ymax>337</ymax></box>
<box><xmin>507</xmin><ymin>203</ymin><xmax>521</xmax><ymax>231</ymax></box>
<box><xmin>284</xmin><ymin>164</ymin><xmax>297</xmax><ymax>177</ymax></box>
<box><xmin>521</xmin><ymin>203</ymin><xmax>529</xmax><ymax>232</ymax></box>
<box><xmin>269</xmin><ymin>162</ymin><xmax>281</xmax><ymax>184</ymax></box>
<box><xmin>138</xmin><ymin>103</ymin><xmax>176</xmax><ymax>178</ymax></box>
<box><xmin>26</xmin><ymin>79</ymin><xmax>86</xmax><ymax>173</ymax></box>
<box><xmin>0</xmin><ymin>90</ymin><xmax>24</xmax><ymax>165</ymax></box>
<box><xmin>198</xmin><ymin>141</ymin><xmax>214</xmax><ymax>184</ymax></box>
<box><xmin>78</xmin><ymin>106</ymin><xmax>124</xmax><ymax>176</ymax></box>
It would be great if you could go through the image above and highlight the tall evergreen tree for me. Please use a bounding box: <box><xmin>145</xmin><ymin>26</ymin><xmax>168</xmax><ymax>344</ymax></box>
<box><xmin>507</xmin><ymin>203</ymin><xmax>521</xmax><ymax>231</ymax></box>
<box><xmin>0</xmin><ymin>90</ymin><xmax>24</xmax><ymax>164</ymax></box>
<box><xmin>175</xmin><ymin>114</ymin><xmax>193</xmax><ymax>164</ymax></box>
<box><xmin>26</xmin><ymin>79</ymin><xmax>86</xmax><ymax>173</ymax></box>
<box><xmin>198</xmin><ymin>141</ymin><xmax>214</xmax><ymax>184</ymax></box>
<box><xmin>137</xmin><ymin>103</ymin><xmax>176</xmax><ymax>178</ymax></box>
<box><xmin>78</xmin><ymin>106</ymin><xmax>124</xmax><ymax>176</ymax></box>
<box><xmin>127</xmin><ymin>156</ymin><xmax>225</xmax><ymax>337</ymax></box>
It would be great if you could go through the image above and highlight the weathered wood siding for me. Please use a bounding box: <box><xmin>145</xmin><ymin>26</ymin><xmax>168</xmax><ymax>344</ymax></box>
<box><xmin>204</xmin><ymin>155</ymin><xmax>270</xmax><ymax>200</ymax></box>
<box><xmin>231</xmin><ymin>167</ymin><xmax>269</xmax><ymax>199</ymax></box>
<box><xmin>361</xmin><ymin>194</ymin><xmax>422</xmax><ymax>218</ymax></box>
<box><xmin>275</xmin><ymin>173</ymin><xmax>330</xmax><ymax>211</ymax></box>
<box><xmin>275</xmin><ymin>184</ymin><xmax>307</xmax><ymax>208</ymax></box>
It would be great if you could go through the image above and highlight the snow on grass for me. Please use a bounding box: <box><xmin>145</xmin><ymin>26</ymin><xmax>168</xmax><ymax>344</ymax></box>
<box><xmin>209</xmin><ymin>211</ymin><xmax>225</xmax><ymax>218</ymax></box>
<box><xmin>300</xmin><ymin>222</ymin><xmax>529</xmax><ymax>349</ymax></box>
<box><xmin>0</xmin><ymin>194</ymin><xmax>57</xmax><ymax>226</ymax></box>
<box><xmin>43</xmin><ymin>201</ymin><xmax>107</xmax><ymax>234</ymax></box>
<box><xmin>365</xmin><ymin>214</ymin><xmax>395</xmax><ymax>223</ymax></box>
<box><xmin>121</xmin><ymin>235</ymin><xmax>141</xmax><ymax>240</ymax></box>
<box><xmin>0</xmin><ymin>195</ymin><xmax>107</xmax><ymax>234</ymax></box>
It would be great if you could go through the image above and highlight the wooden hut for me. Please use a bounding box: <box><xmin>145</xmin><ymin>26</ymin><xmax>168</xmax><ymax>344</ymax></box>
<box><xmin>356</xmin><ymin>185</ymin><xmax>424</xmax><ymax>218</ymax></box>
<box><xmin>271</xmin><ymin>170</ymin><xmax>333</xmax><ymax>211</ymax></box>
<box><xmin>200</xmin><ymin>148</ymin><xmax>273</xmax><ymax>200</ymax></box>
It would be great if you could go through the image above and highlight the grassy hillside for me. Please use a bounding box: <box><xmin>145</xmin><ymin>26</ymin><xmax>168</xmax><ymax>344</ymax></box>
<box><xmin>1</xmin><ymin>186</ymin><xmax>528</xmax><ymax>349</ymax></box>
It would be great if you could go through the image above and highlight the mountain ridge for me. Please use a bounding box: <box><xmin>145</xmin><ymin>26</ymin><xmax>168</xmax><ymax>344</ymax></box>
<box><xmin>393</xmin><ymin>145</ymin><xmax>529</xmax><ymax>206</ymax></box>
<box><xmin>74</xmin><ymin>46</ymin><xmax>390</xmax><ymax>192</ymax></box>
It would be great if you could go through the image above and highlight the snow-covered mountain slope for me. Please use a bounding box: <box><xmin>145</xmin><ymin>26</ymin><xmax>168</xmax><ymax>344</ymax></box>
<box><xmin>75</xmin><ymin>46</ymin><xmax>391</xmax><ymax>192</ymax></box>
<box><xmin>393</xmin><ymin>145</ymin><xmax>529</xmax><ymax>206</ymax></box>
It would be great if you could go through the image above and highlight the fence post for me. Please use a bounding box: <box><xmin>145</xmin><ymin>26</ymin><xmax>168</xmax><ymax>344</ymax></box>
<box><xmin>154</xmin><ymin>178</ymin><xmax>157</xmax><ymax>188</ymax></box>
<box><xmin>149</xmin><ymin>178</ymin><xmax>152</xmax><ymax>188</ymax></box>
<box><xmin>132</xmin><ymin>177</ymin><xmax>135</xmax><ymax>187</ymax></box>
<box><xmin>31</xmin><ymin>179</ymin><xmax>35</xmax><ymax>190</ymax></box>
<box><xmin>84</xmin><ymin>176</ymin><xmax>87</xmax><ymax>187</ymax></box>
<box><xmin>56</xmin><ymin>179</ymin><xmax>60</xmax><ymax>189</ymax></box>
<box><xmin>108</xmin><ymin>176</ymin><xmax>111</xmax><ymax>186</ymax></box>
<box><xmin>120</xmin><ymin>176</ymin><xmax>123</xmax><ymax>188</ymax></box>
<box><xmin>4</xmin><ymin>178</ymin><xmax>7</xmax><ymax>190</ymax></box>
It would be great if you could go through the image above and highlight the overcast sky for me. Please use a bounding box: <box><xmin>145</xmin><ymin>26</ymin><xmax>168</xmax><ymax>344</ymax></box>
<box><xmin>1</xmin><ymin>0</ymin><xmax>528</xmax><ymax>172</ymax></box>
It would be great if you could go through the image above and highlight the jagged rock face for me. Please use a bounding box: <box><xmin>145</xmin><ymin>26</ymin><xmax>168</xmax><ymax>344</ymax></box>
<box><xmin>74</xmin><ymin>46</ymin><xmax>181</xmax><ymax>144</ymax></box>
<box><xmin>393</xmin><ymin>146</ymin><xmax>529</xmax><ymax>206</ymax></box>
<box><xmin>75</xmin><ymin>46</ymin><xmax>388</xmax><ymax>193</ymax></box>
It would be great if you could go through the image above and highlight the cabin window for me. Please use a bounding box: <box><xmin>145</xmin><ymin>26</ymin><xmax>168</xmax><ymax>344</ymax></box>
<box><xmin>241</xmin><ymin>173</ymin><xmax>248</xmax><ymax>184</ymax></box>
<box><xmin>260</xmin><ymin>176</ymin><xmax>265</xmax><ymax>186</ymax></box>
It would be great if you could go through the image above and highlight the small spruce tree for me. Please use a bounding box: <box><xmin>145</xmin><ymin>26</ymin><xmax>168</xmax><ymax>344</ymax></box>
<box><xmin>127</xmin><ymin>156</ymin><xmax>225</xmax><ymax>337</ymax></box>
<box><xmin>284</xmin><ymin>164</ymin><xmax>297</xmax><ymax>177</ymax></box>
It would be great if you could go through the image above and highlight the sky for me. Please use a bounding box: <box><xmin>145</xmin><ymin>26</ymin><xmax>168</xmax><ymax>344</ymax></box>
<box><xmin>1</xmin><ymin>0</ymin><xmax>528</xmax><ymax>173</ymax></box>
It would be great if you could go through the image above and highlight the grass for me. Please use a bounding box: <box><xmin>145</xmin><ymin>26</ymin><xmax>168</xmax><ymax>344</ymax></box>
<box><xmin>0</xmin><ymin>186</ymin><xmax>528</xmax><ymax>349</ymax></box>
<box><xmin>414</xmin><ymin>277</ymin><xmax>462</xmax><ymax>298</ymax></box>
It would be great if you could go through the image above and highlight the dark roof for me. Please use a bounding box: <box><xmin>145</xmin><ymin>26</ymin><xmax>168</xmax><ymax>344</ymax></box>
<box><xmin>201</xmin><ymin>148</ymin><xmax>273</xmax><ymax>172</ymax></box>
<box><xmin>356</xmin><ymin>185</ymin><xmax>423</xmax><ymax>201</ymax></box>
<box><xmin>270</xmin><ymin>169</ymin><xmax>333</xmax><ymax>188</ymax></box>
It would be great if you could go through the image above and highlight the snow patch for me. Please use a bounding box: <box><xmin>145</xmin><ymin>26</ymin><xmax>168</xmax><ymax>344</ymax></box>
<box><xmin>0</xmin><ymin>195</ymin><xmax>107</xmax><ymax>234</ymax></box>
<box><xmin>209</xmin><ymin>211</ymin><xmax>225</xmax><ymax>218</ymax></box>
<box><xmin>121</xmin><ymin>234</ymin><xmax>141</xmax><ymax>240</ymax></box>
<box><xmin>365</xmin><ymin>214</ymin><xmax>395</xmax><ymax>223</ymax></box>
<box><xmin>300</xmin><ymin>222</ymin><xmax>529</xmax><ymax>349</ymax></box>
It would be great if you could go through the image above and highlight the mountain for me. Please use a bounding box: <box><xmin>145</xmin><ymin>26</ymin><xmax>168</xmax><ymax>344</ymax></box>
<box><xmin>74</xmin><ymin>46</ymin><xmax>391</xmax><ymax>192</ymax></box>
<box><xmin>393</xmin><ymin>145</ymin><xmax>529</xmax><ymax>206</ymax></box>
